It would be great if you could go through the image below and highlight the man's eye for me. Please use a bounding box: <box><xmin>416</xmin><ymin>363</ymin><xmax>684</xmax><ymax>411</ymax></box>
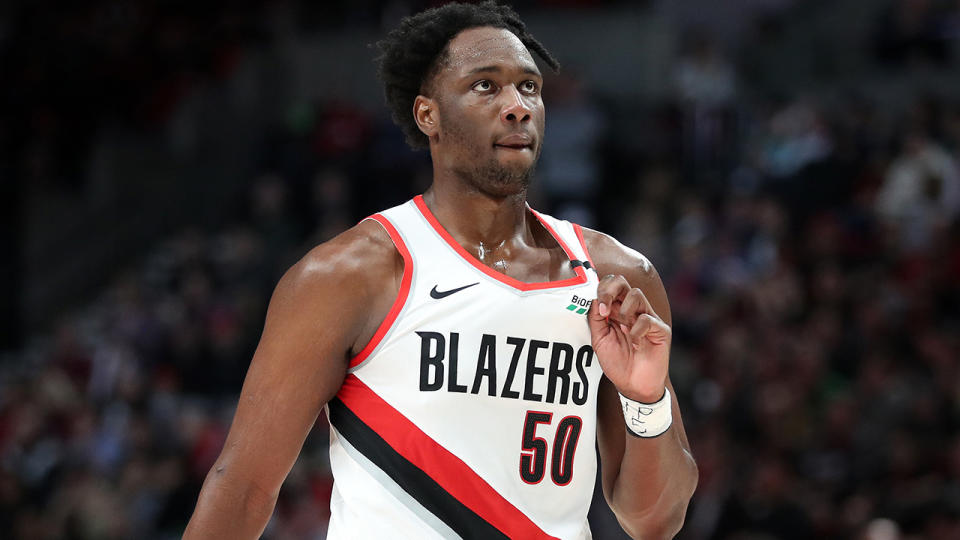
<box><xmin>473</xmin><ymin>80</ymin><xmax>493</xmax><ymax>92</ymax></box>
<box><xmin>521</xmin><ymin>81</ymin><xmax>539</xmax><ymax>93</ymax></box>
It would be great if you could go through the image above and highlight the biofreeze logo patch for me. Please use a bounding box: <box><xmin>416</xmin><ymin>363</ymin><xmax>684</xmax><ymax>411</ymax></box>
<box><xmin>566</xmin><ymin>295</ymin><xmax>592</xmax><ymax>315</ymax></box>
<box><xmin>416</xmin><ymin>332</ymin><xmax>593</xmax><ymax>405</ymax></box>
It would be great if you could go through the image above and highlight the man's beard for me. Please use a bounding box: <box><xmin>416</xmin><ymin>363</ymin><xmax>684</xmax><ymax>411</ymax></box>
<box><xmin>454</xmin><ymin>153</ymin><xmax>538</xmax><ymax>198</ymax></box>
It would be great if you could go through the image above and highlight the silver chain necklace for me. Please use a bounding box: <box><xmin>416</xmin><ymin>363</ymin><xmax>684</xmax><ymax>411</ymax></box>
<box><xmin>478</xmin><ymin>239</ymin><xmax>509</xmax><ymax>273</ymax></box>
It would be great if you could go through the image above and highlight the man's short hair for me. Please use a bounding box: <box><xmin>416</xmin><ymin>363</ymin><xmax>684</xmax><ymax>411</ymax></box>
<box><xmin>375</xmin><ymin>1</ymin><xmax>559</xmax><ymax>149</ymax></box>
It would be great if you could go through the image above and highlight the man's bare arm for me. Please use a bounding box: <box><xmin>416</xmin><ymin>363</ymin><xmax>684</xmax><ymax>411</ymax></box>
<box><xmin>584</xmin><ymin>228</ymin><xmax>698</xmax><ymax>539</ymax></box>
<box><xmin>183</xmin><ymin>220</ymin><xmax>402</xmax><ymax>539</ymax></box>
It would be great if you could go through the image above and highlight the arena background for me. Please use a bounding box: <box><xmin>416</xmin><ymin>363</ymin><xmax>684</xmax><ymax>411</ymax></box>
<box><xmin>3</xmin><ymin>0</ymin><xmax>960</xmax><ymax>538</ymax></box>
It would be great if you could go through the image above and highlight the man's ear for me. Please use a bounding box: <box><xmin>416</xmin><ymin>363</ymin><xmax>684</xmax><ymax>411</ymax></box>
<box><xmin>413</xmin><ymin>95</ymin><xmax>439</xmax><ymax>139</ymax></box>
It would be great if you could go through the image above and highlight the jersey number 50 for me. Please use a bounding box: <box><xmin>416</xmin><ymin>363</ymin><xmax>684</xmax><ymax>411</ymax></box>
<box><xmin>519</xmin><ymin>411</ymin><xmax>583</xmax><ymax>486</ymax></box>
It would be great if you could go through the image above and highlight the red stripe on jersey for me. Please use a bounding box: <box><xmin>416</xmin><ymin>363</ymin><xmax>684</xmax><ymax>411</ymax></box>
<box><xmin>413</xmin><ymin>195</ymin><xmax>586</xmax><ymax>292</ymax></box>
<box><xmin>572</xmin><ymin>224</ymin><xmax>596</xmax><ymax>271</ymax></box>
<box><xmin>349</xmin><ymin>214</ymin><xmax>413</xmax><ymax>369</ymax></box>
<box><xmin>336</xmin><ymin>374</ymin><xmax>558</xmax><ymax>540</ymax></box>
<box><xmin>529</xmin><ymin>208</ymin><xmax>588</xmax><ymax>279</ymax></box>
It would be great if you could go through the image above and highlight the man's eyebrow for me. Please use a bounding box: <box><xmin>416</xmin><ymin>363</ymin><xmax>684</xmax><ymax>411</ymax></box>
<box><xmin>464</xmin><ymin>65</ymin><xmax>542</xmax><ymax>77</ymax></box>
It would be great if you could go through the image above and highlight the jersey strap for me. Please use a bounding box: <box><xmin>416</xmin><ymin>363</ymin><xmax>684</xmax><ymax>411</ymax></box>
<box><xmin>348</xmin><ymin>213</ymin><xmax>414</xmax><ymax>369</ymax></box>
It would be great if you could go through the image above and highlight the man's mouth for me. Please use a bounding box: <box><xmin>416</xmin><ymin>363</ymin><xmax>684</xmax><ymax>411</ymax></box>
<box><xmin>494</xmin><ymin>134</ymin><xmax>534</xmax><ymax>151</ymax></box>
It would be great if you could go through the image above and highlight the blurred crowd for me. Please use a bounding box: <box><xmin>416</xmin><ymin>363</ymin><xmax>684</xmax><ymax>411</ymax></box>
<box><xmin>5</xmin><ymin>1</ymin><xmax>960</xmax><ymax>539</ymax></box>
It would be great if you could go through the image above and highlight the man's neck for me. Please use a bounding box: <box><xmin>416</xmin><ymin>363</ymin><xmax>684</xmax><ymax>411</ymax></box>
<box><xmin>422</xmin><ymin>182</ymin><xmax>531</xmax><ymax>251</ymax></box>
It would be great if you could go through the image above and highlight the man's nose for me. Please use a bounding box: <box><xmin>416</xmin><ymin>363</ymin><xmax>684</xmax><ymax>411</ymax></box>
<box><xmin>500</xmin><ymin>85</ymin><xmax>532</xmax><ymax>124</ymax></box>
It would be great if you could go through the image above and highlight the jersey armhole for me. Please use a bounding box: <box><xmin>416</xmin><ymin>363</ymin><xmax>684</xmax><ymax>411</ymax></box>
<box><xmin>349</xmin><ymin>214</ymin><xmax>414</xmax><ymax>369</ymax></box>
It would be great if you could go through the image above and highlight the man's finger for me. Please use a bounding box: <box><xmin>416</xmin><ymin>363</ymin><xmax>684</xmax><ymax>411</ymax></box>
<box><xmin>618</xmin><ymin>288</ymin><xmax>645</xmax><ymax>327</ymax></box>
<box><xmin>629</xmin><ymin>286</ymin><xmax>657</xmax><ymax>318</ymax></box>
<box><xmin>587</xmin><ymin>299</ymin><xmax>614</xmax><ymax>337</ymax></box>
<box><xmin>596</xmin><ymin>274</ymin><xmax>631</xmax><ymax>316</ymax></box>
<box><xmin>628</xmin><ymin>314</ymin><xmax>671</xmax><ymax>346</ymax></box>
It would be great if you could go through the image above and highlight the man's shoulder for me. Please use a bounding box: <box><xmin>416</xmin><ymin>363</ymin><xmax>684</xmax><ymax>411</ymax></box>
<box><xmin>578</xmin><ymin>226</ymin><xmax>655</xmax><ymax>281</ymax></box>
<box><xmin>284</xmin><ymin>219</ymin><xmax>401</xmax><ymax>293</ymax></box>
<box><xmin>579</xmin><ymin>225</ymin><xmax>671</xmax><ymax>323</ymax></box>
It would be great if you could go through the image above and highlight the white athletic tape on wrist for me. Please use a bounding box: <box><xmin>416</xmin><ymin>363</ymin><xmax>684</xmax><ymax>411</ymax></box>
<box><xmin>619</xmin><ymin>387</ymin><xmax>672</xmax><ymax>438</ymax></box>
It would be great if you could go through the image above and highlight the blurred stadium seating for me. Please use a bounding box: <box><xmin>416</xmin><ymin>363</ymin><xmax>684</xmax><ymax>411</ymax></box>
<box><xmin>2</xmin><ymin>1</ymin><xmax>960</xmax><ymax>538</ymax></box>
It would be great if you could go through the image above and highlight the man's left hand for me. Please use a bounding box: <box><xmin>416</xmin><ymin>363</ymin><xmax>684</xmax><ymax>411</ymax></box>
<box><xmin>587</xmin><ymin>274</ymin><xmax>671</xmax><ymax>403</ymax></box>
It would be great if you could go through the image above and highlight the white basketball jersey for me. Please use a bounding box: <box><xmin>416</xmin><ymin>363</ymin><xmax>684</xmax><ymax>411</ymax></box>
<box><xmin>326</xmin><ymin>196</ymin><xmax>603</xmax><ymax>539</ymax></box>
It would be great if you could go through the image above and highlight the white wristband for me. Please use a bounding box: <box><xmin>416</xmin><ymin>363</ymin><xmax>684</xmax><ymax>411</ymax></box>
<box><xmin>619</xmin><ymin>388</ymin><xmax>673</xmax><ymax>438</ymax></box>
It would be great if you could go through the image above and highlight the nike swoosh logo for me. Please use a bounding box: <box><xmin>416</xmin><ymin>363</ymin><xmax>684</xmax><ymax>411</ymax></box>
<box><xmin>430</xmin><ymin>282</ymin><xmax>479</xmax><ymax>299</ymax></box>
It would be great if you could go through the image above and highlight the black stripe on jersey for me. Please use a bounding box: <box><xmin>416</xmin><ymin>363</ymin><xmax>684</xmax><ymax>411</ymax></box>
<box><xmin>569</xmin><ymin>259</ymin><xmax>593</xmax><ymax>271</ymax></box>
<box><xmin>328</xmin><ymin>397</ymin><xmax>511</xmax><ymax>540</ymax></box>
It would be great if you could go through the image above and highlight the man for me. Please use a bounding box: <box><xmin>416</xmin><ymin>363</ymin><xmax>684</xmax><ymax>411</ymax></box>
<box><xmin>184</xmin><ymin>2</ymin><xmax>697</xmax><ymax>538</ymax></box>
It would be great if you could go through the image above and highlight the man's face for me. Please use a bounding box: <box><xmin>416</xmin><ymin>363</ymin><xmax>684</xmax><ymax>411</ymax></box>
<box><xmin>427</xmin><ymin>26</ymin><xmax>545</xmax><ymax>197</ymax></box>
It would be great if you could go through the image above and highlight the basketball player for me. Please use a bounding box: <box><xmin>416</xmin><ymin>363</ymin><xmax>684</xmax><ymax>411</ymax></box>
<box><xmin>184</xmin><ymin>2</ymin><xmax>697</xmax><ymax>538</ymax></box>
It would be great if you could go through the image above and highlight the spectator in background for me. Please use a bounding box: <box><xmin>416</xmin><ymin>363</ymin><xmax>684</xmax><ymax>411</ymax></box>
<box><xmin>875</xmin><ymin>130</ymin><xmax>960</xmax><ymax>250</ymax></box>
<box><xmin>674</xmin><ymin>33</ymin><xmax>737</xmax><ymax>110</ymax></box>
<box><xmin>536</xmin><ymin>72</ymin><xmax>605</xmax><ymax>225</ymax></box>
<box><xmin>673</xmin><ymin>30</ymin><xmax>738</xmax><ymax>186</ymax></box>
